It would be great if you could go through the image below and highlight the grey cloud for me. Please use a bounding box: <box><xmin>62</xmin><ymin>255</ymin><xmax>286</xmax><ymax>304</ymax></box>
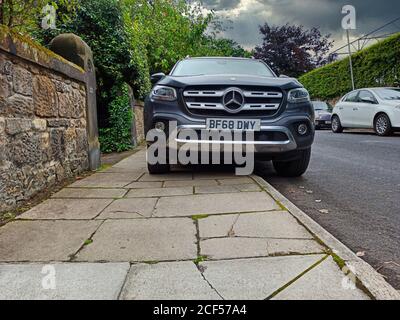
<box><xmin>201</xmin><ymin>0</ymin><xmax>241</xmax><ymax>10</ymax></box>
<box><xmin>202</xmin><ymin>0</ymin><xmax>400</xmax><ymax>50</ymax></box>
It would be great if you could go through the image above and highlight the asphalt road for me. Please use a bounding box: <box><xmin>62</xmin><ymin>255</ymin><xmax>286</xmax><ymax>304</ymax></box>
<box><xmin>257</xmin><ymin>129</ymin><xmax>400</xmax><ymax>289</ymax></box>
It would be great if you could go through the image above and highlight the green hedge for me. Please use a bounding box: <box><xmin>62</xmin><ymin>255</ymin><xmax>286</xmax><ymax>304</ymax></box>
<box><xmin>299</xmin><ymin>33</ymin><xmax>400</xmax><ymax>99</ymax></box>
<box><xmin>99</xmin><ymin>83</ymin><xmax>133</xmax><ymax>153</ymax></box>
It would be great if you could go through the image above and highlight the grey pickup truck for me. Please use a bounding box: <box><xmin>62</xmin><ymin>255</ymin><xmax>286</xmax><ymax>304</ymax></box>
<box><xmin>144</xmin><ymin>57</ymin><xmax>315</xmax><ymax>177</ymax></box>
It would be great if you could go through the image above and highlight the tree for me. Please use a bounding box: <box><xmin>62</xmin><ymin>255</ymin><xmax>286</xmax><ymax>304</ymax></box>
<box><xmin>253</xmin><ymin>23</ymin><xmax>335</xmax><ymax>77</ymax></box>
<box><xmin>0</xmin><ymin>0</ymin><xmax>77</xmax><ymax>33</ymax></box>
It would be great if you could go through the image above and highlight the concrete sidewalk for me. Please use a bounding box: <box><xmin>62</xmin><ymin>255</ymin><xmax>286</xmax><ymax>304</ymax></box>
<box><xmin>0</xmin><ymin>149</ymin><xmax>398</xmax><ymax>300</ymax></box>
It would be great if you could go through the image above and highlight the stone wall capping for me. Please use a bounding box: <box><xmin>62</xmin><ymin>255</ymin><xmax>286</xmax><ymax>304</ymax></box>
<box><xmin>0</xmin><ymin>25</ymin><xmax>85</xmax><ymax>83</ymax></box>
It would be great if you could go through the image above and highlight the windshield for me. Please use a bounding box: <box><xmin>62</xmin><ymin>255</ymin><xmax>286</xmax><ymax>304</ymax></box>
<box><xmin>312</xmin><ymin>101</ymin><xmax>329</xmax><ymax>111</ymax></box>
<box><xmin>171</xmin><ymin>58</ymin><xmax>275</xmax><ymax>77</ymax></box>
<box><xmin>374</xmin><ymin>88</ymin><xmax>400</xmax><ymax>100</ymax></box>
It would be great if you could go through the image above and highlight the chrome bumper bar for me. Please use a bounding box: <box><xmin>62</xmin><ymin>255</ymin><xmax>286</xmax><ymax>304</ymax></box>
<box><xmin>170</xmin><ymin>125</ymin><xmax>298</xmax><ymax>153</ymax></box>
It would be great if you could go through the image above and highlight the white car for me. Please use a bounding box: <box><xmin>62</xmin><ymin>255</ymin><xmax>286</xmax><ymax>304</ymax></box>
<box><xmin>331</xmin><ymin>87</ymin><xmax>400</xmax><ymax>136</ymax></box>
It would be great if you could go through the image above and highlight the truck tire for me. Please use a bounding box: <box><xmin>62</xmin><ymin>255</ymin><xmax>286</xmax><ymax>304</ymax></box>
<box><xmin>146</xmin><ymin>147</ymin><xmax>170</xmax><ymax>174</ymax></box>
<box><xmin>273</xmin><ymin>148</ymin><xmax>311</xmax><ymax>177</ymax></box>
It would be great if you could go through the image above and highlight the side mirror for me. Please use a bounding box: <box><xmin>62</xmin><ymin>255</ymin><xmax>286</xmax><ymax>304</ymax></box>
<box><xmin>361</xmin><ymin>97</ymin><xmax>376</xmax><ymax>104</ymax></box>
<box><xmin>279</xmin><ymin>74</ymin><xmax>290</xmax><ymax>78</ymax></box>
<box><xmin>151</xmin><ymin>72</ymin><xmax>166</xmax><ymax>84</ymax></box>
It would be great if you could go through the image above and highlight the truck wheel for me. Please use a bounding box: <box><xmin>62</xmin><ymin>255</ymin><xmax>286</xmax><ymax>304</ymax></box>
<box><xmin>147</xmin><ymin>162</ymin><xmax>170</xmax><ymax>174</ymax></box>
<box><xmin>146</xmin><ymin>147</ymin><xmax>170</xmax><ymax>174</ymax></box>
<box><xmin>273</xmin><ymin>148</ymin><xmax>311</xmax><ymax>177</ymax></box>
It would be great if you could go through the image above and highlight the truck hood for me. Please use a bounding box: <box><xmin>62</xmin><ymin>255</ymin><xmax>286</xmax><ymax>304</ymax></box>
<box><xmin>158</xmin><ymin>74</ymin><xmax>302</xmax><ymax>90</ymax></box>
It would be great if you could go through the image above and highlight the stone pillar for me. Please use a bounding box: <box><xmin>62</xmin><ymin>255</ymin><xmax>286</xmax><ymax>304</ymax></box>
<box><xmin>49</xmin><ymin>34</ymin><xmax>101</xmax><ymax>170</ymax></box>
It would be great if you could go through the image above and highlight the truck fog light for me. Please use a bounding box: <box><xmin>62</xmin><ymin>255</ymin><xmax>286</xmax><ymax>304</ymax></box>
<box><xmin>297</xmin><ymin>123</ymin><xmax>308</xmax><ymax>135</ymax></box>
<box><xmin>155</xmin><ymin>122</ymin><xmax>165</xmax><ymax>132</ymax></box>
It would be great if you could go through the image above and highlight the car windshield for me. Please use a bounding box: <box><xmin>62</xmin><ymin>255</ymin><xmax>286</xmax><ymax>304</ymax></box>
<box><xmin>312</xmin><ymin>101</ymin><xmax>329</xmax><ymax>111</ymax></box>
<box><xmin>374</xmin><ymin>88</ymin><xmax>400</xmax><ymax>100</ymax></box>
<box><xmin>171</xmin><ymin>58</ymin><xmax>275</xmax><ymax>77</ymax></box>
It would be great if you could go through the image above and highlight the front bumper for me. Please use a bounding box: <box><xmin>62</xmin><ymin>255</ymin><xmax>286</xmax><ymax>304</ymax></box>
<box><xmin>173</xmin><ymin>124</ymin><xmax>297</xmax><ymax>153</ymax></box>
<box><xmin>146</xmin><ymin>112</ymin><xmax>314</xmax><ymax>155</ymax></box>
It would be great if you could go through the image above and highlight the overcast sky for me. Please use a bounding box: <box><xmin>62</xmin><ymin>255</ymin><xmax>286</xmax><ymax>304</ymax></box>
<box><xmin>200</xmin><ymin>0</ymin><xmax>400</xmax><ymax>53</ymax></box>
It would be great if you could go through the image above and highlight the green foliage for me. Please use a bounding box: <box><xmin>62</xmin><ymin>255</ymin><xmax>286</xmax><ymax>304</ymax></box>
<box><xmin>122</xmin><ymin>0</ymin><xmax>251</xmax><ymax>90</ymax></box>
<box><xmin>299</xmin><ymin>33</ymin><xmax>400</xmax><ymax>99</ymax></box>
<box><xmin>99</xmin><ymin>83</ymin><xmax>133</xmax><ymax>153</ymax></box>
<box><xmin>29</xmin><ymin>0</ymin><xmax>250</xmax><ymax>153</ymax></box>
<box><xmin>0</xmin><ymin>0</ymin><xmax>78</xmax><ymax>32</ymax></box>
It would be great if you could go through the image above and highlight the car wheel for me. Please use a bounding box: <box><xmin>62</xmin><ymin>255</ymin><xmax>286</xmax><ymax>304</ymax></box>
<box><xmin>374</xmin><ymin>113</ymin><xmax>392</xmax><ymax>136</ymax></box>
<box><xmin>273</xmin><ymin>148</ymin><xmax>311</xmax><ymax>177</ymax></box>
<box><xmin>331</xmin><ymin>115</ymin><xmax>343</xmax><ymax>133</ymax></box>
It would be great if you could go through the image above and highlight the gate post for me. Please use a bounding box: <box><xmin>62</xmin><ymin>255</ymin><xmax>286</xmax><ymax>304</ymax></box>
<box><xmin>49</xmin><ymin>33</ymin><xmax>101</xmax><ymax>170</ymax></box>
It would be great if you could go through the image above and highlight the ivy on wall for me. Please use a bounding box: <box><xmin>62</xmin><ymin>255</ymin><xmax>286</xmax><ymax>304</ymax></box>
<box><xmin>299</xmin><ymin>33</ymin><xmax>400</xmax><ymax>100</ymax></box>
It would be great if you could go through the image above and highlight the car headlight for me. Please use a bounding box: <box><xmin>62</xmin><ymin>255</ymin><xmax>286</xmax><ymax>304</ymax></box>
<box><xmin>150</xmin><ymin>85</ymin><xmax>177</xmax><ymax>102</ymax></box>
<box><xmin>288</xmin><ymin>88</ymin><xmax>310</xmax><ymax>103</ymax></box>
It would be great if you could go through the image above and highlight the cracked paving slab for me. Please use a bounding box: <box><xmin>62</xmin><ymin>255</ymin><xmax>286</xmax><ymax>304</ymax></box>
<box><xmin>0</xmin><ymin>263</ymin><xmax>130</xmax><ymax>300</ymax></box>
<box><xmin>272</xmin><ymin>256</ymin><xmax>370</xmax><ymax>300</ymax></box>
<box><xmin>69</xmin><ymin>172</ymin><xmax>142</xmax><ymax>188</ymax></box>
<box><xmin>199</xmin><ymin>211</ymin><xmax>313</xmax><ymax>239</ymax></box>
<box><xmin>96</xmin><ymin>198</ymin><xmax>158</xmax><ymax>219</ymax></box>
<box><xmin>125</xmin><ymin>187</ymin><xmax>193</xmax><ymax>198</ymax></box>
<box><xmin>76</xmin><ymin>218</ymin><xmax>197</xmax><ymax>262</ymax></box>
<box><xmin>18</xmin><ymin>199</ymin><xmax>113</xmax><ymax>220</ymax></box>
<box><xmin>154</xmin><ymin>192</ymin><xmax>280</xmax><ymax>217</ymax></box>
<box><xmin>121</xmin><ymin>261</ymin><xmax>221</xmax><ymax>300</ymax></box>
<box><xmin>163</xmin><ymin>180</ymin><xmax>219</xmax><ymax>187</ymax></box>
<box><xmin>124</xmin><ymin>181</ymin><xmax>163</xmax><ymax>189</ymax></box>
<box><xmin>200</xmin><ymin>238</ymin><xmax>324</xmax><ymax>260</ymax></box>
<box><xmin>0</xmin><ymin>220</ymin><xmax>101</xmax><ymax>262</ymax></box>
<box><xmin>140</xmin><ymin>172</ymin><xmax>193</xmax><ymax>182</ymax></box>
<box><xmin>195</xmin><ymin>184</ymin><xmax>261</xmax><ymax>194</ymax></box>
<box><xmin>199</xmin><ymin>255</ymin><xmax>325</xmax><ymax>300</ymax></box>
<box><xmin>52</xmin><ymin>188</ymin><xmax>127</xmax><ymax>199</ymax></box>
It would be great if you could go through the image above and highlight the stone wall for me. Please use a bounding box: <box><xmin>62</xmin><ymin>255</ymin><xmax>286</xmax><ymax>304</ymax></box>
<box><xmin>0</xmin><ymin>27</ymin><xmax>91</xmax><ymax>213</ymax></box>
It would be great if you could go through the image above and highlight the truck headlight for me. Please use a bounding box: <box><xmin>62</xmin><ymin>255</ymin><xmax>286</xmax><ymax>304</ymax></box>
<box><xmin>288</xmin><ymin>88</ymin><xmax>310</xmax><ymax>103</ymax></box>
<box><xmin>151</xmin><ymin>85</ymin><xmax>177</xmax><ymax>102</ymax></box>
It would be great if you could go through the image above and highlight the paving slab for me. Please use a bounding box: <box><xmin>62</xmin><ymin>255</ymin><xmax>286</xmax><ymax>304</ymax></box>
<box><xmin>125</xmin><ymin>187</ymin><xmax>193</xmax><ymax>198</ymax></box>
<box><xmin>195</xmin><ymin>184</ymin><xmax>260</xmax><ymax>194</ymax></box>
<box><xmin>124</xmin><ymin>181</ymin><xmax>163</xmax><ymax>189</ymax></box>
<box><xmin>19</xmin><ymin>199</ymin><xmax>113</xmax><ymax>220</ymax></box>
<box><xmin>200</xmin><ymin>238</ymin><xmax>324</xmax><ymax>260</ymax></box>
<box><xmin>163</xmin><ymin>179</ymin><xmax>219</xmax><ymax>187</ymax></box>
<box><xmin>52</xmin><ymin>188</ymin><xmax>127</xmax><ymax>199</ymax></box>
<box><xmin>103</xmin><ymin>167</ymin><xmax>146</xmax><ymax>174</ymax></box>
<box><xmin>217</xmin><ymin>177</ymin><xmax>255</xmax><ymax>185</ymax></box>
<box><xmin>0</xmin><ymin>263</ymin><xmax>130</xmax><ymax>300</ymax></box>
<box><xmin>200</xmin><ymin>255</ymin><xmax>325</xmax><ymax>300</ymax></box>
<box><xmin>194</xmin><ymin>172</ymin><xmax>242</xmax><ymax>180</ymax></box>
<box><xmin>154</xmin><ymin>192</ymin><xmax>280</xmax><ymax>217</ymax></box>
<box><xmin>234</xmin><ymin>211</ymin><xmax>313</xmax><ymax>239</ymax></box>
<box><xmin>140</xmin><ymin>173</ymin><xmax>193</xmax><ymax>182</ymax></box>
<box><xmin>96</xmin><ymin>198</ymin><xmax>158</xmax><ymax>219</ymax></box>
<box><xmin>272</xmin><ymin>256</ymin><xmax>369</xmax><ymax>300</ymax></box>
<box><xmin>0</xmin><ymin>221</ymin><xmax>101</xmax><ymax>262</ymax></box>
<box><xmin>69</xmin><ymin>172</ymin><xmax>142</xmax><ymax>188</ymax></box>
<box><xmin>76</xmin><ymin>218</ymin><xmax>197</xmax><ymax>262</ymax></box>
<box><xmin>121</xmin><ymin>262</ymin><xmax>221</xmax><ymax>300</ymax></box>
<box><xmin>199</xmin><ymin>211</ymin><xmax>313</xmax><ymax>239</ymax></box>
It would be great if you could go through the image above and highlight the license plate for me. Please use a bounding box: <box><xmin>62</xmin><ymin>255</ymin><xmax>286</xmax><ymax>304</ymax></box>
<box><xmin>325</xmin><ymin>121</ymin><xmax>331</xmax><ymax>125</ymax></box>
<box><xmin>206</xmin><ymin>118</ymin><xmax>261</xmax><ymax>131</ymax></box>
